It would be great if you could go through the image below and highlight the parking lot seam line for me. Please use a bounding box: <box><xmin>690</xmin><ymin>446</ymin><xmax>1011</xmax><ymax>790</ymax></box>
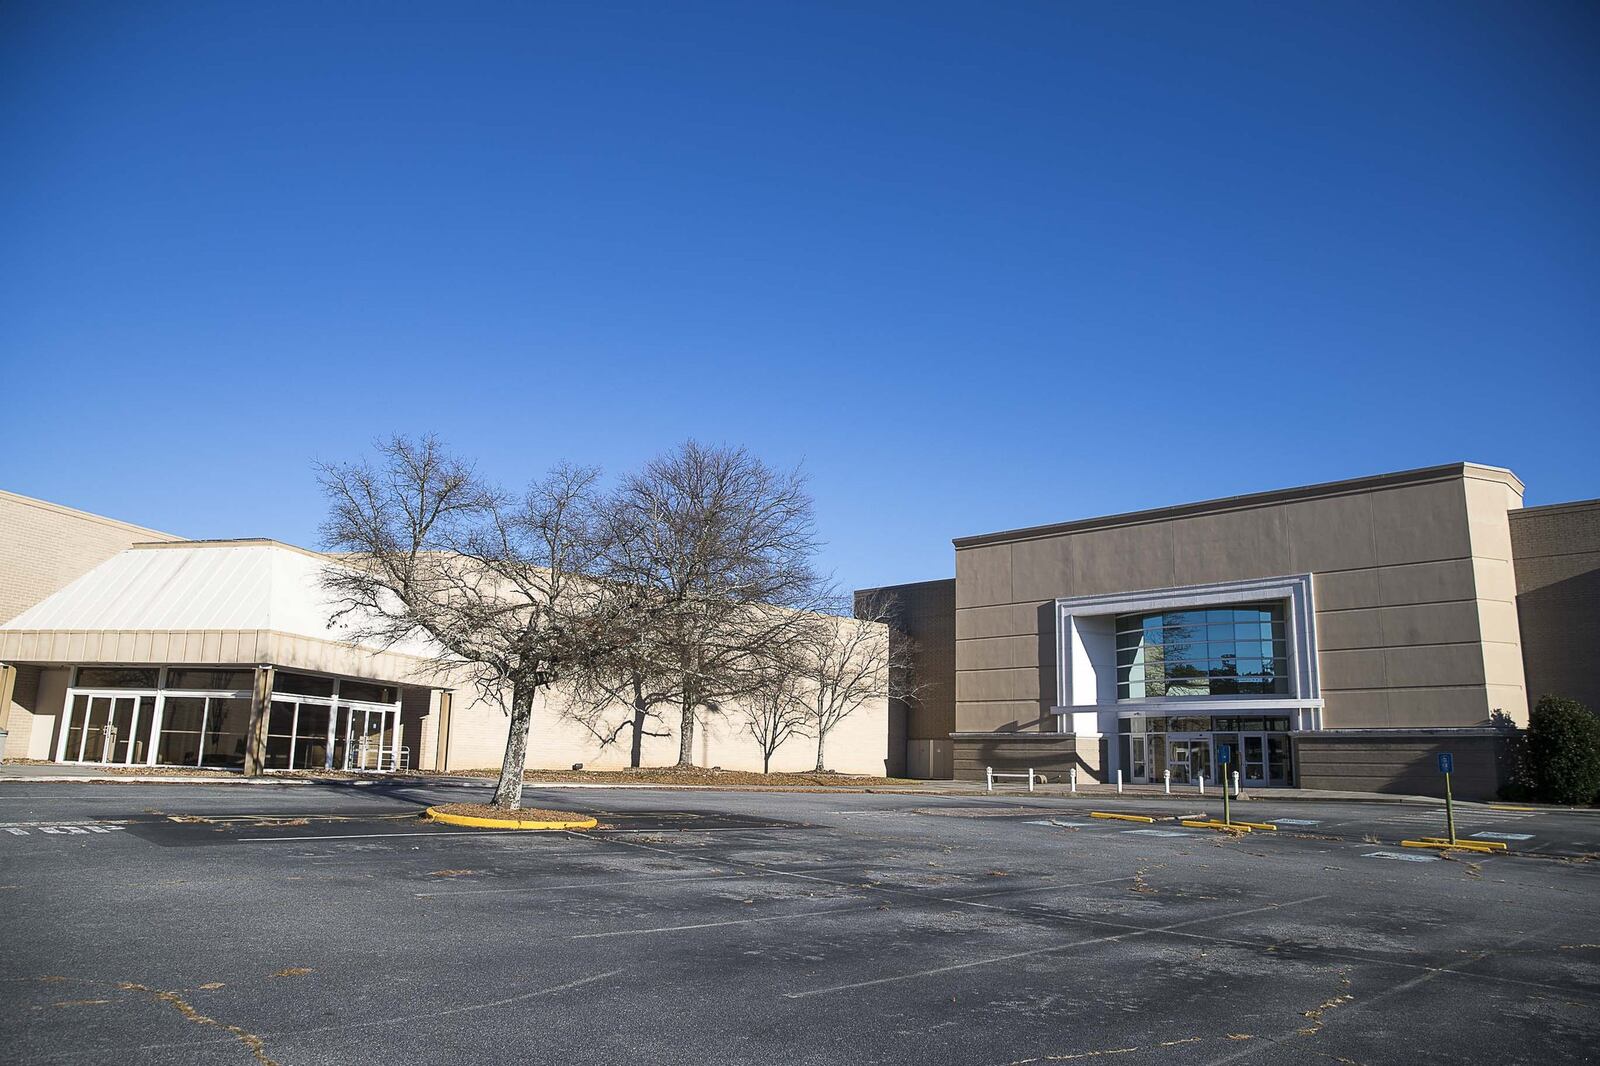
<box><xmin>417</xmin><ymin>872</ymin><xmax>752</xmax><ymax>897</ymax></box>
<box><xmin>783</xmin><ymin>895</ymin><xmax>1329</xmax><ymax>999</ymax></box>
<box><xmin>563</xmin><ymin>827</ymin><xmax>1600</xmax><ymax>1001</ymax></box>
<box><xmin>14</xmin><ymin>967</ymin><xmax>632</xmax><ymax>1065</ymax></box>
<box><xmin>570</xmin><ymin>902</ymin><xmax>875</xmax><ymax>939</ymax></box>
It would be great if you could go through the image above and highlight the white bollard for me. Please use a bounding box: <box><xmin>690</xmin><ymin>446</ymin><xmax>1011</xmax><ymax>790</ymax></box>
<box><xmin>1198</xmin><ymin>773</ymin><xmax>1206</xmax><ymax>796</ymax></box>
<box><xmin>1028</xmin><ymin>767</ymin><xmax>1036</xmax><ymax>793</ymax></box>
<box><xmin>1116</xmin><ymin>769</ymin><xmax>1124</xmax><ymax>794</ymax></box>
<box><xmin>1163</xmin><ymin>769</ymin><xmax>1171</xmax><ymax>795</ymax></box>
<box><xmin>986</xmin><ymin>766</ymin><xmax>994</xmax><ymax>793</ymax></box>
<box><xmin>1232</xmin><ymin>770</ymin><xmax>1241</xmax><ymax>798</ymax></box>
<box><xmin>1069</xmin><ymin>766</ymin><xmax>1078</xmax><ymax>794</ymax></box>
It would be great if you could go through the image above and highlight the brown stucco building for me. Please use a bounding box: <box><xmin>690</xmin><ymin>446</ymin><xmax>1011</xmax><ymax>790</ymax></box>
<box><xmin>865</xmin><ymin>464</ymin><xmax>1600</xmax><ymax>799</ymax></box>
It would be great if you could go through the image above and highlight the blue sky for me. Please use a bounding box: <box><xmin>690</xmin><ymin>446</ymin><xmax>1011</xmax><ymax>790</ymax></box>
<box><xmin>2</xmin><ymin>1</ymin><xmax>1596</xmax><ymax>594</ymax></box>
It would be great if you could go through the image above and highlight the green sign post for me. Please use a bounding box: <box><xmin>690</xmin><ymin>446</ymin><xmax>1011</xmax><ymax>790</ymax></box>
<box><xmin>1438</xmin><ymin>752</ymin><xmax>1456</xmax><ymax>844</ymax></box>
<box><xmin>1218</xmin><ymin>744</ymin><xmax>1232</xmax><ymax>827</ymax></box>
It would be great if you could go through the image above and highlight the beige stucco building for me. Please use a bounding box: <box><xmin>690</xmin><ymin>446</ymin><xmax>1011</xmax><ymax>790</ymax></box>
<box><xmin>0</xmin><ymin>490</ymin><xmax>890</xmax><ymax>777</ymax></box>
<box><xmin>865</xmin><ymin>463</ymin><xmax>1600</xmax><ymax>799</ymax></box>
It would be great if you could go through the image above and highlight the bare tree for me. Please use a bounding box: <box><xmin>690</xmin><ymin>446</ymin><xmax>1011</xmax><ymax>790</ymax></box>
<box><xmin>798</xmin><ymin>593</ymin><xmax>901</xmax><ymax>772</ymax></box>
<box><xmin>593</xmin><ymin>440</ymin><xmax>826</xmax><ymax>767</ymax></box>
<box><xmin>317</xmin><ymin>435</ymin><xmax>603</xmax><ymax>809</ymax></box>
<box><xmin>741</xmin><ymin>670</ymin><xmax>811</xmax><ymax>774</ymax></box>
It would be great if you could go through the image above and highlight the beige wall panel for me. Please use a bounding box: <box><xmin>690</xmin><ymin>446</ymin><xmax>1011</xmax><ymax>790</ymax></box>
<box><xmin>1313</xmin><ymin>569</ymin><xmax>1381</xmax><ymax>612</ymax></box>
<box><xmin>1320</xmin><ymin>689</ymin><xmax>1391</xmax><ymax>729</ymax></box>
<box><xmin>1286</xmin><ymin>493</ymin><xmax>1378</xmax><ymax>572</ymax></box>
<box><xmin>1067</xmin><ymin>524</ymin><xmax>1176</xmax><ymax>598</ymax></box>
<box><xmin>1471</xmin><ymin>556</ymin><xmax>1519</xmax><ymax>605</ymax></box>
<box><xmin>1474</xmin><ymin>600</ymin><xmax>1522</xmax><ymax>644</ymax></box>
<box><xmin>955</xmin><ymin>700</ymin><xmax>1048</xmax><ymax>732</ymax></box>
<box><xmin>443</xmin><ymin>687</ymin><xmax>893</xmax><ymax>776</ymax></box>
<box><xmin>955</xmin><ymin>544</ymin><xmax>1014</xmax><ymax>608</ymax></box>
<box><xmin>1464</xmin><ymin>476</ymin><xmax>1521</xmax><ymax>557</ymax></box>
<box><xmin>27</xmin><ymin>668</ymin><xmax>69</xmax><ymax>758</ymax></box>
<box><xmin>956</xmin><ymin>635</ymin><xmax>1043</xmax><ymax>672</ymax></box>
<box><xmin>1008</xmin><ymin>537</ymin><xmax>1076</xmax><ymax>603</ymax></box>
<box><xmin>201</xmin><ymin>631</ymin><xmax>222</xmax><ymax>661</ymax></box>
<box><xmin>955</xmin><ymin>603</ymin><xmax>1044</xmax><ymax>641</ymax></box>
<box><xmin>956</xmin><ymin>668</ymin><xmax>1040</xmax><ymax>703</ymax></box>
<box><xmin>1386</xmin><ymin>687</ymin><xmax>1493</xmax><ymax>727</ymax></box>
<box><xmin>1169</xmin><ymin>507</ymin><xmax>1294</xmax><ymax>586</ymax></box>
<box><xmin>1378</xmin><ymin>601</ymin><xmax>1483</xmax><ymax>648</ymax></box>
<box><xmin>1383</xmin><ymin>643</ymin><xmax>1486</xmax><ymax>688</ymax></box>
<box><xmin>1369</xmin><ymin>480</ymin><xmax>1471</xmax><ymax>566</ymax></box>
<box><xmin>1318</xmin><ymin>648</ymin><xmax>1388</xmax><ymax>691</ymax></box>
<box><xmin>1484</xmin><ymin>684</ymin><xmax>1529</xmax><ymax>726</ymax></box>
<box><xmin>1374</xmin><ymin>558</ymin><xmax>1477</xmax><ymax>608</ymax></box>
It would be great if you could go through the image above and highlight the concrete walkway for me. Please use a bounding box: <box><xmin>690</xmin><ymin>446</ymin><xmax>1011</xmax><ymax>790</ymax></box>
<box><xmin>1</xmin><ymin>757</ymin><xmax>1567</xmax><ymax>810</ymax></box>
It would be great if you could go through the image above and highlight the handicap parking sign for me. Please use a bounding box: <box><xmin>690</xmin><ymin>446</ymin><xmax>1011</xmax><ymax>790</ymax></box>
<box><xmin>1437</xmin><ymin>752</ymin><xmax>1453</xmax><ymax>774</ymax></box>
<box><xmin>1217</xmin><ymin>744</ymin><xmax>1231</xmax><ymax>765</ymax></box>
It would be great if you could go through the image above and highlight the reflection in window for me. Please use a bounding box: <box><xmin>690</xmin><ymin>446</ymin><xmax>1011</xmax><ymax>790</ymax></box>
<box><xmin>1115</xmin><ymin>603</ymin><xmax>1289</xmax><ymax>699</ymax></box>
<box><xmin>157</xmin><ymin>697</ymin><xmax>206</xmax><ymax>766</ymax></box>
<box><xmin>75</xmin><ymin>668</ymin><xmax>159</xmax><ymax>690</ymax></box>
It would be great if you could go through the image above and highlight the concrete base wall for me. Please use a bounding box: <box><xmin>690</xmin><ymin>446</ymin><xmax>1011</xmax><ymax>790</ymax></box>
<box><xmin>951</xmin><ymin>733</ymin><xmax>1101</xmax><ymax>783</ymax></box>
<box><xmin>1294</xmin><ymin>730</ymin><xmax>1515</xmax><ymax>800</ymax></box>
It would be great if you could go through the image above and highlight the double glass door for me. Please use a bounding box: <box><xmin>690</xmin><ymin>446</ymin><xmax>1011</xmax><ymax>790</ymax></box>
<box><xmin>1239</xmin><ymin>733</ymin><xmax>1292</xmax><ymax>786</ymax></box>
<box><xmin>61</xmin><ymin>694</ymin><xmax>154</xmax><ymax>764</ymax></box>
<box><xmin>334</xmin><ymin>705</ymin><xmax>398</xmax><ymax>771</ymax></box>
<box><xmin>1167</xmin><ymin>736</ymin><xmax>1212</xmax><ymax>785</ymax></box>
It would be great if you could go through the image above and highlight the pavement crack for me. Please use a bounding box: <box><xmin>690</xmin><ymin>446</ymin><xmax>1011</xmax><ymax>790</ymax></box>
<box><xmin>1002</xmin><ymin>1035</ymin><xmax>1205</xmax><ymax>1063</ymax></box>
<box><xmin>116</xmin><ymin>982</ymin><xmax>279</xmax><ymax>1066</ymax></box>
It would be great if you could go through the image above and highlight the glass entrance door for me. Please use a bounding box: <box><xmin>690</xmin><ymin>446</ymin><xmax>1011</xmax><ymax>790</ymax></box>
<box><xmin>1241</xmin><ymin>733</ymin><xmax>1268</xmax><ymax>785</ymax></box>
<box><xmin>351</xmin><ymin>707</ymin><xmax>397</xmax><ymax>770</ymax></box>
<box><xmin>61</xmin><ymin>695</ymin><xmax>139</xmax><ymax>763</ymax></box>
<box><xmin>1168</xmin><ymin>736</ymin><xmax>1212</xmax><ymax>785</ymax></box>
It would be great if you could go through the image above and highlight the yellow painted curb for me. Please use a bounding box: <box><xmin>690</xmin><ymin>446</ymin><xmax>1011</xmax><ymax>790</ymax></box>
<box><xmin>1181</xmin><ymin>819</ymin><xmax>1251</xmax><ymax>833</ymax></box>
<box><xmin>1419</xmin><ymin>836</ymin><xmax>1508</xmax><ymax>852</ymax></box>
<box><xmin>424</xmin><ymin>806</ymin><xmax>598</xmax><ymax>831</ymax></box>
<box><xmin>1400</xmin><ymin>839</ymin><xmax>1499</xmax><ymax>854</ymax></box>
<box><xmin>1228</xmin><ymin>820</ymin><xmax>1277</xmax><ymax>831</ymax></box>
<box><xmin>1488</xmin><ymin>805</ymin><xmax>1536</xmax><ymax>812</ymax></box>
<box><xmin>1090</xmin><ymin>812</ymin><xmax>1156</xmax><ymax>823</ymax></box>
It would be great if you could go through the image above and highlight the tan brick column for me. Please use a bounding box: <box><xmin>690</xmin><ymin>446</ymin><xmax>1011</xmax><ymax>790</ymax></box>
<box><xmin>242</xmin><ymin>665</ymin><xmax>275</xmax><ymax>776</ymax></box>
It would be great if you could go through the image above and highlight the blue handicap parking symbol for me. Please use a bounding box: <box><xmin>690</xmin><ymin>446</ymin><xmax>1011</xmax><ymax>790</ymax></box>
<box><xmin>1437</xmin><ymin>752</ymin><xmax>1454</xmax><ymax>774</ymax></box>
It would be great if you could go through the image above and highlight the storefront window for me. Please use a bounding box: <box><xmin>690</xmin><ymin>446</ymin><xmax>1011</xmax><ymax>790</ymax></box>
<box><xmin>74</xmin><ymin>667</ymin><xmax>158</xmax><ymax>690</ymax></box>
<box><xmin>167</xmin><ymin>668</ymin><xmax>256</xmax><ymax>692</ymax></box>
<box><xmin>274</xmin><ymin>672</ymin><xmax>336</xmax><ymax>698</ymax></box>
<box><xmin>157</xmin><ymin>697</ymin><xmax>206</xmax><ymax>766</ymax></box>
<box><xmin>1115</xmin><ymin>602</ymin><xmax>1289</xmax><ymax>699</ymax></box>
<box><xmin>202</xmin><ymin>699</ymin><xmax>253</xmax><ymax>768</ymax></box>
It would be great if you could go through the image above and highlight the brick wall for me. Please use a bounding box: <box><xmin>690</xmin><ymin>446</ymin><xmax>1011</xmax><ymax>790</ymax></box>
<box><xmin>0</xmin><ymin>490</ymin><xmax>181</xmax><ymax>624</ymax></box>
<box><xmin>1510</xmin><ymin>499</ymin><xmax>1600</xmax><ymax>712</ymax></box>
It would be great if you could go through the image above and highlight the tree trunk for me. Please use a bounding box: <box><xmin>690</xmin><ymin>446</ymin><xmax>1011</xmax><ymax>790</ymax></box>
<box><xmin>676</xmin><ymin>694</ymin><xmax>695</xmax><ymax>767</ymax></box>
<box><xmin>815</xmin><ymin>729</ymin><xmax>826</xmax><ymax>773</ymax></box>
<box><xmin>491</xmin><ymin>680</ymin><xmax>535</xmax><ymax>809</ymax></box>
<box><xmin>629</xmin><ymin>698</ymin><xmax>648</xmax><ymax>769</ymax></box>
<box><xmin>762</xmin><ymin>748</ymin><xmax>772</xmax><ymax>774</ymax></box>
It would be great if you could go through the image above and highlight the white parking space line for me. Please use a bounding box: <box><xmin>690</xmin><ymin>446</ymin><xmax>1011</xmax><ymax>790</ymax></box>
<box><xmin>1271</xmin><ymin>818</ymin><xmax>1321</xmax><ymax>826</ymax></box>
<box><xmin>571</xmin><ymin>902</ymin><xmax>873</xmax><ymax>939</ymax></box>
<box><xmin>1122</xmin><ymin>829</ymin><xmax>1189</xmax><ymax>837</ymax></box>
<box><xmin>1472</xmin><ymin>832</ymin><xmax>1534</xmax><ymax>841</ymax></box>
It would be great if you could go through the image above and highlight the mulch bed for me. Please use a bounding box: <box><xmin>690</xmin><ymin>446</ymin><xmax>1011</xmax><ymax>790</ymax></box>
<box><xmin>431</xmin><ymin>803</ymin><xmax>592</xmax><ymax>822</ymax></box>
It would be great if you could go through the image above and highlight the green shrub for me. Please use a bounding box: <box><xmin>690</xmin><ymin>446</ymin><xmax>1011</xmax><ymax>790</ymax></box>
<box><xmin>1526</xmin><ymin>696</ymin><xmax>1600</xmax><ymax>805</ymax></box>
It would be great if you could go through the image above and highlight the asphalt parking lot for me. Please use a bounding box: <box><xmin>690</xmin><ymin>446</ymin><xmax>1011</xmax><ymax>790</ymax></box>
<box><xmin>3</xmin><ymin>780</ymin><xmax>1598</xmax><ymax>1065</ymax></box>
